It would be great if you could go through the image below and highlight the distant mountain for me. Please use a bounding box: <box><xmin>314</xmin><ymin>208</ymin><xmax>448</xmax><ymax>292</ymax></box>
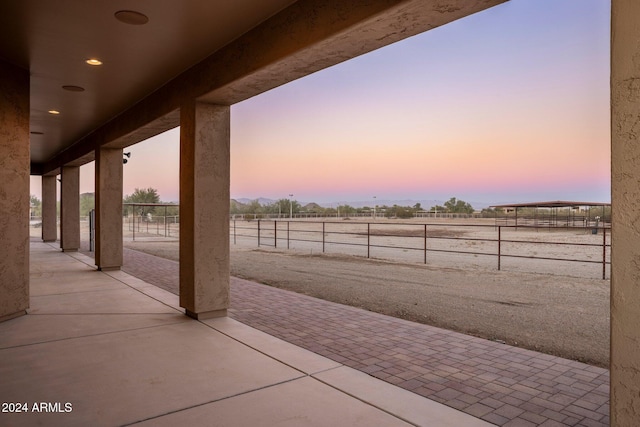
<box><xmin>318</xmin><ymin>199</ymin><xmax>490</xmax><ymax>210</ymax></box>
<box><xmin>232</xmin><ymin>197</ymin><xmax>491</xmax><ymax>211</ymax></box>
<box><xmin>303</xmin><ymin>202</ymin><xmax>322</xmax><ymax>210</ymax></box>
<box><xmin>318</xmin><ymin>199</ymin><xmax>433</xmax><ymax>209</ymax></box>
<box><xmin>235</xmin><ymin>197</ymin><xmax>277</xmax><ymax>206</ymax></box>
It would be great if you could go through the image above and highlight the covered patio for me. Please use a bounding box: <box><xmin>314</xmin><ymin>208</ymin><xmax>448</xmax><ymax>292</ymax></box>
<box><xmin>0</xmin><ymin>242</ymin><xmax>486</xmax><ymax>426</ymax></box>
<box><xmin>1</xmin><ymin>0</ymin><xmax>640</xmax><ymax>425</ymax></box>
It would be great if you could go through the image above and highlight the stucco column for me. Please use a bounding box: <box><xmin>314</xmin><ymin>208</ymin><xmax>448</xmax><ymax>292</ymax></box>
<box><xmin>611</xmin><ymin>0</ymin><xmax>640</xmax><ymax>424</ymax></box>
<box><xmin>60</xmin><ymin>166</ymin><xmax>80</xmax><ymax>252</ymax></box>
<box><xmin>42</xmin><ymin>175</ymin><xmax>58</xmax><ymax>242</ymax></box>
<box><xmin>0</xmin><ymin>60</ymin><xmax>29</xmax><ymax>322</ymax></box>
<box><xmin>95</xmin><ymin>148</ymin><xmax>123</xmax><ymax>270</ymax></box>
<box><xmin>179</xmin><ymin>101</ymin><xmax>230</xmax><ymax>320</ymax></box>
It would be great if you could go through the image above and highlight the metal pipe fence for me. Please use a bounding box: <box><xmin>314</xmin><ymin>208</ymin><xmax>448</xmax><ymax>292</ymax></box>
<box><xmin>123</xmin><ymin>203</ymin><xmax>180</xmax><ymax>241</ymax></box>
<box><xmin>125</xmin><ymin>214</ymin><xmax>181</xmax><ymax>240</ymax></box>
<box><xmin>61</xmin><ymin>215</ymin><xmax>611</xmax><ymax>279</ymax></box>
<box><xmin>231</xmin><ymin>219</ymin><xmax>611</xmax><ymax>280</ymax></box>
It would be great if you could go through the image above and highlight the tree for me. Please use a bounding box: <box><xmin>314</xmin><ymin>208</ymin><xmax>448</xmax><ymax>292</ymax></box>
<box><xmin>337</xmin><ymin>204</ymin><xmax>356</xmax><ymax>216</ymax></box>
<box><xmin>79</xmin><ymin>193</ymin><xmax>95</xmax><ymax>217</ymax></box>
<box><xmin>274</xmin><ymin>199</ymin><xmax>287</xmax><ymax>216</ymax></box>
<box><xmin>358</xmin><ymin>206</ymin><xmax>371</xmax><ymax>214</ymax></box>
<box><xmin>290</xmin><ymin>200</ymin><xmax>301</xmax><ymax>216</ymax></box>
<box><xmin>230</xmin><ymin>200</ymin><xmax>241</xmax><ymax>215</ymax></box>
<box><xmin>124</xmin><ymin>187</ymin><xmax>161</xmax><ymax>216</ymax></box>
<box><xmin>124</xmin><ymin>187</ymin><xmax>160</xmax><ymax>204</ymax></box>
<box><xmin>244</xmin><ymin>199</ymin><xmax>263</xmax><ymax>215</ymax></box>
<box><xmin>443</xmin><ymin>197</ymin><xmax>475</xmax><ymax>214</ymax></box>
<box><xmin>30</xmin><ymin>195</ymin><xmax>42</xmax><ymax>218</ymax></box>
<box><xmin>481</xmin><ymin>207</ymin><xmax>501</xmax><ymax>218</ymax></box>
<box><xmin>386</xmin><ymin>204</ymin><xmax>413</xmax><ymax>219</ymax></box>
<box><xmin>163</xmin><ymin>202</ymin><xmax>179</xmax><ymax>217</ymax></box>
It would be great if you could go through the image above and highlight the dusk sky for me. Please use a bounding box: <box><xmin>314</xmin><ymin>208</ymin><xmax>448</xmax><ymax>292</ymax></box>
<box><xmin>31</xmin><ymin>0</ymin><xmax>611</xmax><ymax>207</ymax></box>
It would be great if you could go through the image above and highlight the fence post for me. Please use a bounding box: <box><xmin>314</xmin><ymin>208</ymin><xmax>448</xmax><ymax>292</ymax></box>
<box><xmin>424</xmin><ymin>224</ymin><xmax>427</xmax><ymax>264</ymax></box>
<box><xmin>322</xmin><ymin>222</ymin><xmax>325</xmax><ymax>253</ymax></box>
<box><xmin>602</xmin><ymin>226</ymin><xmax>606</xmax><ymax>280</ymax></box>
<box><xmin>287</xmin><ymin>221</ymin><xmax>290</xmax><ymax>249</ymax></box>
<box><xmin>274</xmin><ymin>220</ymin><xmax>277</xmax><ymax>248</ymax></box>
<box><xmin>233</xmin><ymin>219</ymin><xmax>236</xmax><ymax>245</ymax></box>
<box><xmin>367</xmin><ymin>223</ymin><xmax>370</xmax><ymax>258</ymax></box>
<box><xmin>89</xmin><ymin>209</ymin><xmax>95</xmax><ymax>252</ymax></box>
<box><xmin>498</xmin><ymin>226</ymin><xmax>502</xmax><ymax>271</ymax></box>
<box><xmin>257</xmin><ymin>219</ymin><xmax>261</xmax><ymax>247</ymax></box>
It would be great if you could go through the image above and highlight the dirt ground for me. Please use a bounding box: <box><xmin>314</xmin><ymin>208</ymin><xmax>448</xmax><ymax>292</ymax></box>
<box><xmin>124</xmin><ymin>239</ymin><xmax>610</xmax><ymax>367</ymax></box>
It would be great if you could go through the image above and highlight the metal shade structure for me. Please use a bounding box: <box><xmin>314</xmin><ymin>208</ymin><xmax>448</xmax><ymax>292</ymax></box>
<box><xmin>490</xmin><ymin>200</ymin><xmax>611</xmax><ymax>228</ymax></box>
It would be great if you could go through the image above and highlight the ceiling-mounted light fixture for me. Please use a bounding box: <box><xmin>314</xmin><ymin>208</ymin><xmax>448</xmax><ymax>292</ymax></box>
<box><xmin>123</xmin><ymin>152</ymin><xmax>131</xmax><ymax>164</ymax></box>
<box><xmin>48</xmin><ymin>110</ymin><xmax>60</xmax><ymax>115</ymax></box>
<box><xmin>86</xmin><ymin>59</ymin><xmax>103</xmax><ymax>66</ymax></box>
<box><xmin>115</xmin><ymin>10</ymin><xmax>149</xmax><ymax>25</ymax></box>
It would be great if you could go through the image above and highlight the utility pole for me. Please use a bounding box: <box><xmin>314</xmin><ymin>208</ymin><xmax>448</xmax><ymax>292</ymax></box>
<box><xmin>373</xmin><ymin>196</ymin><xmax>377</xmax><ymax>220</ymax></box>
<box><xmin>289</xmin><ymin>194</ymin><xmax>294</xmax><ymax>219</ymax></box>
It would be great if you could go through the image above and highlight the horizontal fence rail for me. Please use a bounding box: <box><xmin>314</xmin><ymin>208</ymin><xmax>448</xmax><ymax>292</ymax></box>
<box><xmin>124</xmin><ymin>215</ymin><xmax>181</xmax><ymax>241</ymax></box>
<box><xmin>33</xmin><ymin>216</ymin><xmax>611</xmax><ymax>279</ymax></box>
<box><xmin>123</xmin><ymin>203</ymin><xmax>181</xmax><ymax>241</ymax></box>
<box><xmin>231</xmin><ymin>219</ymin><xmax>611</xmax><ymax>280</ymax></box>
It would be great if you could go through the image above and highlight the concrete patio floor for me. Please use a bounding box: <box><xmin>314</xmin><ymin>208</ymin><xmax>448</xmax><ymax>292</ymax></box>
<box><xmin>118</xmin><ymin>246</ymin><xmax>610</xmax><ymax>426</ymax></box>
<box><xmin>0</xmin><ymin>242</ymin><xmax>490</xmax><ymax>427</ymax></box>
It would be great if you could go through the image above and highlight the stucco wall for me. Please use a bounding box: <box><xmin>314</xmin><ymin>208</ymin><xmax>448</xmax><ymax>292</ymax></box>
<box><xmin>179</xmin><ymin>102</ymin><xmax>230</xmax><ymax>318</ymax></box>
<box><xmin>611</xmin><ymin>0</ymin><xmax>640</xmax><ymax>424</ymax></box>
<box><xmin>0</xmin><ymin>60</ymin><xmax>29</xmax><ymax>321</ymax></box>
<box><xmin>60</xmin><ymin>166</ymin><xmax>80</xmax><ymax>251</ymax></box>
<box><xmin>95</xmin><ymin>148</ymin><xmax>123</xmax><ymax>270</ymax></box>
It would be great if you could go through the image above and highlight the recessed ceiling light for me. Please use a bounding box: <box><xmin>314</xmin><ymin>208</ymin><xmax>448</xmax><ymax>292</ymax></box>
<box><xmin>30</xmin><ymin>131</ymin><xmax>44</xmax><ymax>135</ymax></box>
<box><xmin>62</xmin><ymin>85</ymin><xmax>85</xmax><ymax>92</ymax></box>
<box><xmin>115</xmin><ymin>10</ymin><xmax>149</xmax><ymax>25</ymax></box>
<box><xmin>48</xmin><ymin>110</ymin><xmax>60</xmax><ymax>115</ymax></box>
<box><xmin>86</xmin><ymin>59</ymin><xmax>103</xmax><ymax>66</ymax></box>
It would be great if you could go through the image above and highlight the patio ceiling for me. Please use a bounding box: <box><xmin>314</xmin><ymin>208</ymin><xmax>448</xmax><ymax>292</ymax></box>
<box><xmin>0</xmin><ymin>0</ymin><xmax>296</xmax><ymax>166</ymax></box>
<box><xmin>0</xmin><ymin>0</ymin><xmax>508</xmax><ymax>175</ymax></box>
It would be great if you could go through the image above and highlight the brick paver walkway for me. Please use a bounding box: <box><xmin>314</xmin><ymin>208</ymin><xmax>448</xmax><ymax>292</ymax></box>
<box><xmin>112</xmin><ymin>247</ymin><xmax>610</xmax><ymax>426</ymax></box>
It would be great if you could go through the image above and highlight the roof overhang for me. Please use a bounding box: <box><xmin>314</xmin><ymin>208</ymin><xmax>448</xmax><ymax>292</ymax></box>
<box><xmin>491</xmin><ymin>201</ymin><xmax>611</xmax><ymax>209</ymax></box>
<box><xmin>0</xmin><ymin>0</ymin><xmax>508</xmax><ymax>176</ymax></box>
